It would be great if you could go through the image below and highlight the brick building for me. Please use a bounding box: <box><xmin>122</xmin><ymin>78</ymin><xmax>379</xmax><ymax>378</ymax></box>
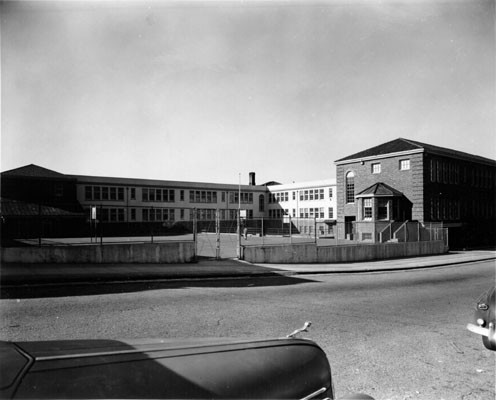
<box><xmin>334</xmin><ymin>138</ymin><xmax>496</xmax><ymax>247</ymax></box>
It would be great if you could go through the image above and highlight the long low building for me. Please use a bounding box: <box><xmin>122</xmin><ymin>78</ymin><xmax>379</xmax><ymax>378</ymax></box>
<box><xmin>0</xmin><ymin>165</ymin><xmax>336</xmax><ymax>241</ymax></box>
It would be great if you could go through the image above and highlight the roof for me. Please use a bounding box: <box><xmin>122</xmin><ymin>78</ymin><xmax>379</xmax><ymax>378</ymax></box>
<box><xmin>71</xmin><ymin>174</ymin><xmax>268</xmax><ymax>191</ymax></box>
<box><xmin>0</xmin><ymin>198</ymin><xmax>84</xmax><ymax>217</ymax></box>
<box><xmin>335</xmin><ymin>138</ymin><xmax>496</xmax><ymax>165</ymax></box>
<box><xmin>356</xmin><ymin>182</ymin><xmax>404</xmax><ymax>198</ymax></box>
<box><xmin>1</xmin><ymin>164</ymin><xmax>69</xmax><ymax>179</ymax></box>
<box><xmin>267</xmin><ymin>179</ymin><xmax>336</xmax><ymax>192</ymax></box>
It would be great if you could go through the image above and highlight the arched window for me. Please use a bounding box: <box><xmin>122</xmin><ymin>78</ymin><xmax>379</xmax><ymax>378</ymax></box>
<box><xmin>346</xmin><ymin>172</ymin><xmax>355</xmax><ymax>203</ymax></box>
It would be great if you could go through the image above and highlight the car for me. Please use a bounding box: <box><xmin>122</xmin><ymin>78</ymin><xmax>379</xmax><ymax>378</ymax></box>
<box><xmin>466</xmin><ymin>286</ymin><xmax>496</xmax><ymax>351</ymax></box>
<box><xmin>0</xmin><ymin>322</ymin><xmax>374</xmax><ymax>399</ymax></box>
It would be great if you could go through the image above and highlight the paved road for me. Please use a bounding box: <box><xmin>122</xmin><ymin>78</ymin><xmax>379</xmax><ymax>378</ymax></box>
<box><xmin>1</xmin><ymin>260</ymin><xmax>494</xmax><ymax>399</ymax></box>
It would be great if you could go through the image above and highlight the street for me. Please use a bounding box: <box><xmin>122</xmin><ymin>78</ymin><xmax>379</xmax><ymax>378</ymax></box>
<box><xmin>1</xmin><ymin>260</ymin><xmax>495</xmax><ymax>400</ymax></box>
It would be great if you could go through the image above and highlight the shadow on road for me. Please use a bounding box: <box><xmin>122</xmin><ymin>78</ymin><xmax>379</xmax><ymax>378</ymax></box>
<box><xmin>1</xmin><ymin>275</ymin><xmax>318</xmax><ymax>299</ymax></box>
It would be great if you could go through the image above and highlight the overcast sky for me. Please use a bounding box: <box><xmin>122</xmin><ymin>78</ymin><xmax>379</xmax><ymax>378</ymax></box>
<box><xmin>1</xmin><ymin>0</ymin><xmax>494</xmax><ymax>185</ymax></box>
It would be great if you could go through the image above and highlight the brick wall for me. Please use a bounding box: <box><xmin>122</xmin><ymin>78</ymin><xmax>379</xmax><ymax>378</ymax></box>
<box><xmin>336</xmin><ymin>153</ymin><xmax>425</xmax><ymax>225</ymax></box>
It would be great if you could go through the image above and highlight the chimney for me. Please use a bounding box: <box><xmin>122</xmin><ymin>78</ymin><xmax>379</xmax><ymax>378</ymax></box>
<box><xmin>249</xmin><ymin>172</ymin><xmax>256</xmax><ymax>186</ymax></box>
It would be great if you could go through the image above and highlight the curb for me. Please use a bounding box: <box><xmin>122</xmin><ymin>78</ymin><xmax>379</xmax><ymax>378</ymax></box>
<box><xmin>1</xmin><ymin>257</ymin><xmax>493</xmax><ymax>289</ymax></box>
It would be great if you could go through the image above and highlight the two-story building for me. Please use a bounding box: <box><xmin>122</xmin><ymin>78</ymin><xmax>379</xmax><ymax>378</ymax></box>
<box><xmin>266</xmin><ymin>179</ymin><xmax>336</xmax><ymax>237</ymax></box>
<box><xmin>334</xmin><ymin>138</ymin><xmax>496</xmax><ymax>247</ymax></box>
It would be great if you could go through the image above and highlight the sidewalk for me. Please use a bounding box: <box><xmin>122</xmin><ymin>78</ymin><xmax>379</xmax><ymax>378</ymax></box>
<box><xmin>1</xmin><ymin>250</ymin><xmax>495</xmax><ymax>286</ymax></box>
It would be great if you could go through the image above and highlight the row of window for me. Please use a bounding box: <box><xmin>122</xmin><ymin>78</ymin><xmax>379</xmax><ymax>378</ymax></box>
<box><xmin>85</xmin><ymin>186</ymin><xmax>127</xmax><ymax>201</ymax></box>
<box><xmin>430</xmin><ymin>159</ymin><xmax>494</xmax><ymax>188</ymax></box>
<box><xmin>429</xmin><ymin>198</ymin><xmax>494</xmax><ymax>221</ymax></box>
<box><xmin>190</xmin><ymin>190</ymin><xmax>217</xmax><ymax>204</ymax></box>
<box><xmin>142</xmin><ymin>208</ymin><xmax>176</xmax><ymax>221</ymax></box>
<box><xmin>371</xmin><ymin>159</ymin><xmax>410</xmax><ymax>174</ymax></box>
<box><xmin>84</xmin><ymin>186</ymin><xmax>259</xmax><ymax>205</ymax></box>
<box><xmin>362</xmin><ymin>198</ymin><xmax>389</xmax><ymax>220</ymax></box>
<box><xmin>266</xmin><ymin>207</ymin><xmax>335</xmax><ymax>219</ymax></box>
<box><xmin>87</xmin><ymin>207</ymin><xmax>267</xmax><ymax>222</ymax></box>
<box><xmin>268</xmin><ymin>188</ymin><xmax>334</xmax><ymax>203</ymax></box>
<box><xmin>142</xmin><ymin>188</ymin><xmax>176</xmax><ymax>202</ymax></box>
<box><xmin>228</xmin><ymin>192</ymin><xmax>254</xmax><ymax>204</ymax></box>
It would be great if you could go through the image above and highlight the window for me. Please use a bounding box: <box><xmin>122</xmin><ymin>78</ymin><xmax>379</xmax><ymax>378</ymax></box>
<box><xmin>130</xmin><ymin>208</ymin><xmax>136</xmax><ymax>221</ymax></box>
<box><xmin>378</xmin><ymin>199</ymin><xmax>388</xmax><ymax>220</ymax></box>
<box><xmin>130</xmin><ymin>188</ymin><xmax>136</xmax><ymax>200</ymax></box>
<box><xmin>345</xmin><ymin>172</ymin><xmax>355</xmax><ymax>203</ymax></box>
<box><xmin>54</xmin><ymin>184</ymin><xmax>63</xmax><ymax>197</ymax></box>
<box><xmin>329</xmin><ymin>188</ymin><xmax>333</xmax><ymax>198</ymax></box>
<box><xmin>328</xmin><ymin>207</ymin><xmax>334</xmax><ymax>219</ymax></box>
<box><xmin>363</xmin><ymin>198</ymin><xmax>373</xmax><ymax>219</ymax></box>
<box><xmin>259</xmin><ymin>195</ymin><xmax>265</xmax><ymax>212</ymax></box>
<box><xmin>362</xmin><ymin>233</ymin><xmax>372</xmax><ymax>241</ymax></box>
<box><xmin>94</xmin><ymin>186</ymin><xmax>101</xmax><ymax>200</ymax></box>
<box><xmin>372</xmin><ymin>163</ymin><xmax>381</xmax><ymax>174</ymax></box>
<box><xmin>85</xmin><ymin>186</ymin><xmax>92</xmax><ymax>200</ymax></box>
<box><xmin>180</xmin><ymin>190</ymin><xmax>184</xmax><ymax>201</ymax></box>
<box><xmin>400</xmin><ymin>159</ymin><xmax>410</xmax><ymax>170</ymax></box>
<box><xmin>102</xmin><ymin>187</ymin><xmax>109</xmax><ymax>200</ymax></box>
<box><xmin>430</xmin><ymin>159</ymin><xmax>436</xmax><ymax>182</ymax></box>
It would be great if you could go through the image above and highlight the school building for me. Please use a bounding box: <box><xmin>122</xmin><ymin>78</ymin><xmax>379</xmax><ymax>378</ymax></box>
<box><xmin>334</xmin><ymin>138</ymin><xmax>496</xmax><ymax>247</ymax></box>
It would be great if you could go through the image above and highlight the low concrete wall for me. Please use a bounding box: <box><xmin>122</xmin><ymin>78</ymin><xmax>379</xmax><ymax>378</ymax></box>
<box><xmin>1</xmin><ymin>242</ymin><xmax>195</xmax><ymax>264</ymax></box>
<box><xmin>243</xmin><ymin>241</ymin><xmax>447</xmax><ymax>264</ymax></box>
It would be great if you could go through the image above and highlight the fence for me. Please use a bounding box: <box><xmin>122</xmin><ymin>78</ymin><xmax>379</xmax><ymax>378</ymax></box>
<box><xmin>1</xmin><ymin>200</ymin><xmax>449</xmax><ymax>258</ymax></box>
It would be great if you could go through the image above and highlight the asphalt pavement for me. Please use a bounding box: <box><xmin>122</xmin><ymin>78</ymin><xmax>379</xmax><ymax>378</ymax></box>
<box><xmin>1</xmin><ymin>250</ymin><xmax>494</xmax><ymax>286</ymax></box>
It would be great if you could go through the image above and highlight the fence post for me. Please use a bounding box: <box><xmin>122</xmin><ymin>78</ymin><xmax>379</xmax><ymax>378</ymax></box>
<box><xmin>261</xmin><ymin>217</ymin><xmax>264</xmax><ymax>246</ymax></box>
<box><xmin>193</xmin><ymin>208</ymin><xmax>197</xmax><ymax>260</ymax></box>
<box><xmin>237</xmin><ymin>210</ymin><xmax>241</xmax><ymax>259</ymax></box>
<box><xmin>150</xmin><ymin>206</ymin><xmax>154</xmax><ymax>244</ymax></box>
<box><xmin>314</xmin><ymin>217</ymin><xmax>317</xmax><ymax>244</ymax></box>
<box><xmin>99</xmin><ymin>204</ymin><xmax>103</xmax><ymax>246</ymax></box>
<box><xmin>38</xmin><ymin>203</ymin><xmax>42</xmax><ymax>247</ymax></box>
<box><xmin>215</xmin><ymin>209</ymin><xmax>220</xmax><ymax>260</ymax></box>
<box><xmin>289</xmin><ymin>216</ymin><xmax>292</xmax><ymax>244</ymax></box>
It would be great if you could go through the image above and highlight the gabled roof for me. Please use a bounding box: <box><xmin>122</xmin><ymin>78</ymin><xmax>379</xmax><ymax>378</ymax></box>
<box><xmin>0</xmin><ymin>198</ymin><xmax>84</xmax><ymax>217</ymax></box>
<box><xmin>356</xmin><ymin>182</ymin><xmax>404</xmax><ymax>198</ymax></box>
<box><xmin>335</xmin><ymin>138</ymin><xmax>496</xmax><ymax>165</ymax></box>
<box><xmin>1</xmin><ymin>164</ymin><xmax>68</xmax><ymax>179</ymax></box>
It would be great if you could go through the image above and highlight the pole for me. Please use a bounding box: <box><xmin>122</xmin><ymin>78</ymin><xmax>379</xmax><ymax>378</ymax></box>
<box><xmin>314</xmin><ymin>217</ymin><xmax>317</xmax><ymax>244</ymax></box>
<box><xmin>289</xmin><ymin>215</ymin><xmax>292</xmax><ymax>244</ymax></box>
<box><xmin>38</xmin><ymin>203</ymin><xmax>42</xmax><ymax>247</ymax></box>
<box><xmin>216</xmin><ymin>209</ymin><xmax>220</xmax><ymax>260</ymax></box>
<box><xmin>261</xmin><ymin>217</ymin><xmax>264</xmax><ymax>246</ymax></box>
<box><xmin>99</xmin><ymin>204</ymin><xmax>103</xmax><ymax>246</ymax></box>
<box><xmin>151</xmin><ymin>206</ymin><xmax>154</xmax><ymax>243</ymax></box>
<box><xmin>193</xmin><ymin>208</ymin><xmax>197</xmax><ymax>260</ymax></box>
<box><xmin>237</xmin><ymin>173</ymin><xmax>241</xmax><ymax>259</ymax></box>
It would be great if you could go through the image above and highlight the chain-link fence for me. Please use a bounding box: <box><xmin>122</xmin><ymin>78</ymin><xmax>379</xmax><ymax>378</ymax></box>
<box><xmin>1</xmin><ymin>199</ymin><xmax>449</xmax><ymax>257</ymax></box>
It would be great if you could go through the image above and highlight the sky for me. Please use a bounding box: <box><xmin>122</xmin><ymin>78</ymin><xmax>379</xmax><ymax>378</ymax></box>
<box><xmin>1</xmin><ymin>0</ymin><xmax>495</xmax><ymax>185</ymax></box>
